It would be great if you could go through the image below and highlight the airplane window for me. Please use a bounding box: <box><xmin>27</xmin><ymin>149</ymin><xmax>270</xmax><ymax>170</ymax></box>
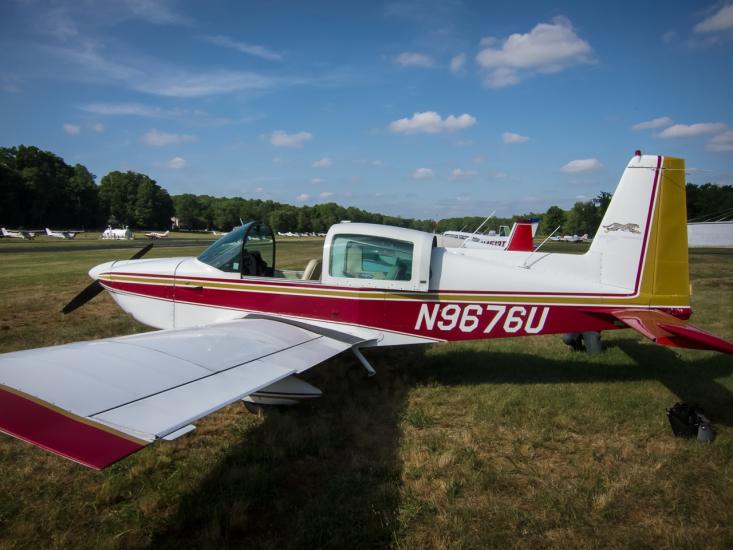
<box><xmin>330</xmin><ymin>234</ymin><xmax>413</xmax><ymax>281</ymax></box>
<box><xmin>197</xmin><ymin>224</ymin><xmax>249</xmax><ymax>273</ymax></box>
<box><xmin>242</xmin><ymin>223</ymin><xmax>275</xmax><ymax>277</ymax></box>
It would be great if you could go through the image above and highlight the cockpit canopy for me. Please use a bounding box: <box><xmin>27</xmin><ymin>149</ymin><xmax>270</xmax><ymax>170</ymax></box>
<box><xmin>198</xmin><ymin>222</ymin><xmax>275</xmax><ymax>277</ymax></box>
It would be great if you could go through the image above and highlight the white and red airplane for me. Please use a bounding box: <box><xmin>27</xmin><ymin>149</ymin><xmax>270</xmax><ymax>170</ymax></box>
<box><xmin>145</xmin><ymin>230</ymin><xmax>170</xmax><ymax>239</ymax></box>
<box><xmin>1</xmin><ymin>227</ymin><xmax>36</xmax><ymax>239</ymax></box>
<box><xmin>1</xmin><ymin>153</ymin><xmax>731</xmax><ymax>470</ymax></box>
<box><xmin>46</xmin><ymin>227</ymin><xmax>83</xmax><ymax>239</ymax></box>
<box><xmin>442</xmin><ymin>220</ymin><xmax>537</xmax><ymax>251</ymax></box>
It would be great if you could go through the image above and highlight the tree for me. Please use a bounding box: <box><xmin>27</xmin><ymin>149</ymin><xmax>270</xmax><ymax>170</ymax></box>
<box><xmin>99</xmin><ymin>171</ymin><xmax>173</xmax><ymax>228</ymax></box>
<box><xmin>564</xmin><ymin>201</ymin><xmax>599</xmax><ymax>236</ymax></box>
<box><xmin>541</xmin><ymin>206</ymin><xmax>565</xmax><ymax>236</ymax></box>
<box><xmin>0</xmin><ymin>145</ymin><xmax>99</xmax><ymax>228</ymax></box>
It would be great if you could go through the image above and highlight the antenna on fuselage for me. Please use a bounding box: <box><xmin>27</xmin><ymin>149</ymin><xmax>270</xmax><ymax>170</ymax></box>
<box><xmin>460</xmin><ymin>210</ymin><xmax>496</xmax><ymax>248</ymax></box>
<box><xmin>518</xmin><ymin>225</ymin><xmax>561</xmax><ymax>269</ymax></box>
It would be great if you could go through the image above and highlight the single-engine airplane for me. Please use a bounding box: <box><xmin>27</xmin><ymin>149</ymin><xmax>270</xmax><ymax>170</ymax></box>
<box><xmin>442</xmin><ymin>220</ymin><xmax>536</xmax><ymax>251</ymax></box>
<box><xmin>1</xmin><ymin>227</ymin><xmax>36</xmax><ymax>239</ymax></box>
<box><xmin>1</xmin><ymin>153</ymin><xmax>732</xmax><ymax>470</ymax></box>
<box><xmin>145</xmin><ymin>230</ymin><xmax>170</xmax><ymax>239</ymax></box>
<box><xmin>46</xmin><ymin>227</ymin><xmax>83</xmax><ymax>240</ymax></box>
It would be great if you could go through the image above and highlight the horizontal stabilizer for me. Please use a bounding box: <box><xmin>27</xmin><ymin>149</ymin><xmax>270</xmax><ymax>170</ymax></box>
<box><xmin>611</xmin><ymin>310</ymin><xmax>733</xmax><ymax>354</ymax></box>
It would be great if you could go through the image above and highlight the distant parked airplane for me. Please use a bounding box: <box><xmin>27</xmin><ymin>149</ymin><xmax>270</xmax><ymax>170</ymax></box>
<box><xmin>442</xmin><ymin>220</ymin><xmax>537</xmax><ymax>251</ymax></box>
<box><xmin>45</xmin><ymin>228</ymin><xmax>83</xmax><ymax>240</ymax></box>
<box><xmin>145</xmin><ymin>230</ymin><xmax>170</xmax><ymax>239</ymax></box>
<box><xmin>1</xmin><ymin>227</ymin><xmax>35</xmax><ymax>240</ymax></box>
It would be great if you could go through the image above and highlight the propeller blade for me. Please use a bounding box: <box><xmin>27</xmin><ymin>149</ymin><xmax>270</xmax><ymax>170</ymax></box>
<box><xmin>61</xmin><ymin>244</ymin><xmax>155</xmax><ymax>314</ymax></box>
<box><xmin>62</xmin><ymin>280</ymin><xmax>104</xmax><ymax>315</ymax></box>
<box><xmin>130</xmin><ymin>243</ymin><xmax>154</xmax><ymax>260</ymax></box>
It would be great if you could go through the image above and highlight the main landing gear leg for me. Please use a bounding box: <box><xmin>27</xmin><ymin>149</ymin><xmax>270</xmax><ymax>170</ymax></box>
<box><xmin>352</xmin><ymin>346</ymin><xmax>376</xmax><ymax>377</ymax></box>
<box><xmin>562</xmin><ymin>331</ymin><xmax>603</xmax><ymax>354</ymax></box>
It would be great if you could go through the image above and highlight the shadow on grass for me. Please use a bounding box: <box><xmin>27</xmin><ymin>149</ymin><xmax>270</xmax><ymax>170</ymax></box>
<box><xmin>150</xmin><ymin>339</ymin><xmax>732</xmax><ymax>548</ymax></box>
<box><xmin>151</xmin><ymin>347</ymin><xmax>420</xmax><ymax>549</ymax></box>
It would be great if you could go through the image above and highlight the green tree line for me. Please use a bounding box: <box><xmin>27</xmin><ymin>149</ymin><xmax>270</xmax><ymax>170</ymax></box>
<box><xmin>2</xmin><ymin>145</ymin><xmax>732</xmax><ymax>234</ymax></box>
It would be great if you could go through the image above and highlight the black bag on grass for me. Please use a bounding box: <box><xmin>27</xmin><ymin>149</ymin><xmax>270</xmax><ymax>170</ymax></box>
<box><xmin>667</xmin><ymin>402</ymin><xmax>715</xmax><ymax>442</ymax></box>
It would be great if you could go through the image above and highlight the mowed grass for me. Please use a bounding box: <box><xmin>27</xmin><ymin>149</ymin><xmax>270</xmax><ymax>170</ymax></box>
<box><xmin>0</xmin><ymin>244</ymin><xmax>732</xmax><ymax>549</ymax></box>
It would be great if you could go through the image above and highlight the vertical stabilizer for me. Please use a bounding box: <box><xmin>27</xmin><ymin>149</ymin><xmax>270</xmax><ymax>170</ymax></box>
<box><xmin>505</xmin><ymin>222</ymin><xmax>534</xmax><ymax>251</ymax></box>
<box><xmin>589</xmin><ymin>154</ymin><xmax>689</xmax><ymax>306</ymax></box>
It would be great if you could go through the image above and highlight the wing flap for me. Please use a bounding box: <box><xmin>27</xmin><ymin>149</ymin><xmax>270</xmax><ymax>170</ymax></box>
<box><xmin>0</xmin><ymin>318</ymin><xmax>361</xmax><ymax>468</ymax></box>
<box><xmin>611</xmin><ymin>309</ymin><xmax>733</xmax><ymax>354</ymax></box>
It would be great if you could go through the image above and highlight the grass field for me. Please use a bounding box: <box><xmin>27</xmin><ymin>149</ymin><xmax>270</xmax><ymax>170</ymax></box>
<box><xmin>0</xmin><ymin>242</ymin><xmax>732</xmax><ymax>549</ymax></box>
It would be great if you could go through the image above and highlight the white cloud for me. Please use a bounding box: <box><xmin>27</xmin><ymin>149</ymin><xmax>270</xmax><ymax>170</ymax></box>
<box><xmin>270</xmin><ymin>130</ymin><xmax>313</xmax><ymax>148</ymax></box>
<box><xmin>63</xmin><ymin>123</ymin><xmax>80</xmax><ymax>135</ymax></box>
<box><xmin>312</xmin><ymin>157</ymin><xmax>334</xmax><ymax>167</ymax></box>
<box><xmin>412</xmin><ymin>168</ymin><xmax>434</xmax><ymax>180</ymax></box>
<box><xmin>124</xmin><ymin>0</ymin><xmax>192</xmax><ymax>26</ymax></box>
<box><xmin>272</xmin><ymin>157</ymin><xmax>283</xmax><ymax>164</ymax></box>
<box><xmin>0</xmin><ymin>74</ymin><xmax>21</xmax><ymax>93</ymax></box>
<box><xmin>92</xmin><ymin>122</ymin><xmax>104</xmax><ymax>132</ymax></box>
<box><xmin>502</xmin><ymin>131</ymin><xmax>529</xmax><ymax>143</ymax></box>
<box><xmin>657</xmin><ymin>122</ymin><xmax>726</xmax><ymax>138</ymax></box>
<box><xmin>661</xmin><ymin>30</ymin><xmax>678</xmax><ymax>44</ymax></box>
<box><xmin>476</xmin><ymin>16</ymin><xmax>593</xmax><ymax>88</ymax></box>
<box><xmin>394</xmin><ymin>52</ymin><xmax>434</xmax><ymax>67</ymax></box>
<box><xmin>81</xmin><ymin>102</ymin><xmax>165</xmax><ymax>117</ymax></box>
<box><xmin>561</xmin><ymin>158</ymin><xmax>603</xmax><ymax>173</ymax></box>
<box><xmin>205</xmin><ymin>35</ymin><xmax>283</xmax><ymax>61</ymax></box>
<box><xmin>707</xmin><ymin>131</ymin><xmax>733</xmax><ymax>152</ymax></box>
<box><xmin>167</xmin><ymin>157</ymin><xmax>187</xmax><ymax>169</ymax></box>
<box><xmin>450</xmin><ymin>53</ymin><xmax>466</xmax><ymax>73</ymax></box>
<box><xmin>632</xmin><ymin>116</ymin><xmax>673</xmax><ymax>130</ymax></box>
<box><xmin>296</xmin><ymin>193</ymin><xmax>311</xmax><ymax>202</ymax></box>
<box><xmin>389</xmin><ymin>111</ymin><xmax>477</xmax><ymax>134</ymax></box>
<box><xmin>320</xmin><ymin>191</ymin><xmax>334</xmax><ymax>198</ymax></box>
<box><xmin>311</xmin><ymin>178</ymin><xmax>326</xmax><ymax>184</ymax></box>
<box><xmin>450</xmin><ymin>168</ymin><xmax>478</xmax><ymax>179</ymax></box>
<box><xmin>694</xmin><ymin>4</ymin><xmax>733</xmax><ymax>33</ymax></box>
<box><xmin>48</xmin><ymin>29</ymin><xmax>289</xmax><ymax>99</ymax></box>
<box><xmin>37</xmin><ymin>8</ymin><xmax>78</xmax><ymax>39</ymax></box>
<box><xmin>142</xmin><ymin>128</ymin><xmax>195</xmax><ymax>146</ymax></box>
<box><xmin>136</xmin><ymin>70</ymin><xmax>275</xmax><ymax>98</ymax></box>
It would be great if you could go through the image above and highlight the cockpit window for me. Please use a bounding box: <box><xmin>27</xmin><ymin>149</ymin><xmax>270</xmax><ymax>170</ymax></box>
<box><xmin>197</xmin><ymin>222</ymin><xmax>275</xmax><ymax>277</ymax></box>
<box><xmin>329</xmin><ymin>234</ymin><xmax>413</xmax><ymax>281</ymax></box>
<box><xmin>197</xmin><ymin>224</ymin><xmax>250</xmax><ymax>273</ymax></box>
<box><xmin>242</xmin><ymin>223</ymin><xmax>275</xmax><ymax>277</ymax></box>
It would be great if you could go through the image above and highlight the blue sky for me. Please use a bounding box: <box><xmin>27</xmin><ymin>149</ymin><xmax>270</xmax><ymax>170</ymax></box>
<box><xmin>1</xmin><ymin>0</ymin><xmax>732</xmax><ymax>219</ymax></box>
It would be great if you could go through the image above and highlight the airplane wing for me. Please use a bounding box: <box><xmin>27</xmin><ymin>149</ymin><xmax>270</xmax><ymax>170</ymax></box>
<box><xmin>0</xmin><ymin>318</ymin><xmax>367</xmax><ymax>469</ymax></box>
<box><xmin>611</xmin><ymin>309</ymin><xmax>733</xmax><ymax>354</ymax></box>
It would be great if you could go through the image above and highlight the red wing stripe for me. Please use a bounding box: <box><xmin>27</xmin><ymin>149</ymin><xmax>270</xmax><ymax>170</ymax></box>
<box><xmin>0</xmin><ymin>386</ymin><xmax>146</xmax><ymax>469</ymax></box>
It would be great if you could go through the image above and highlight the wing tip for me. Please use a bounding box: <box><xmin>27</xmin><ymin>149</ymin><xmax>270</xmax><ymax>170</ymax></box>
<box><xmin>0</xmin><ymin>386</ymin><xmax>147</xmax><ymax>469</ymax></box>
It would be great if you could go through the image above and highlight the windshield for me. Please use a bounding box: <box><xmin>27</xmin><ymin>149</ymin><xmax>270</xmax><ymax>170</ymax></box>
<box><xmin>197</xmin><ymin>223</ymin><xmax>250</xmax><ymax>272</ymax></box>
